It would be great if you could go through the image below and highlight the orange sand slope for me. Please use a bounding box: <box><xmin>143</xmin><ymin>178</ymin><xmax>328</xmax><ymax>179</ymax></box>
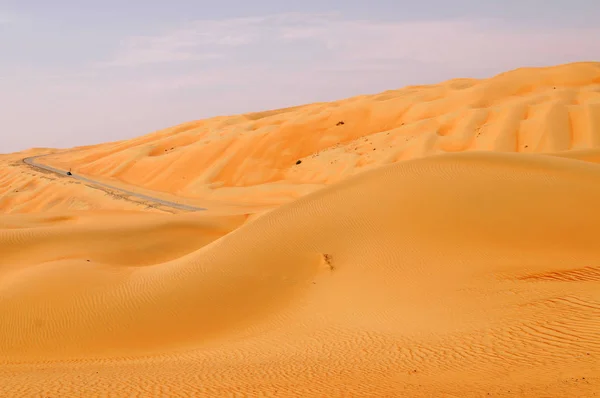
<box><xmin>0</xmin><ymin>62</ymin><xmax>599</xmax><ymax>397</ymax></box>
<box><xmin>1</xmin><ymin>152</ymin><xmax>599</xmax><ymax>396</ymax></box>
<box><xmin>0</xmin><ymin>150</ymin><xmax>174</xmax><ymax>214</ymax></box>
<box><xmin>39</xmin><ymin>61</ymin><xmax>600</xmax><ymax>206</ymax></box>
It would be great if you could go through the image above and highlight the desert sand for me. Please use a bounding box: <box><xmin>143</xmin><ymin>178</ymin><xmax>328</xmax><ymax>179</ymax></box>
<box><xmin>0</xmin><ymin>61</ymin><xmax>599</xmax><ymax>397</ymax></box>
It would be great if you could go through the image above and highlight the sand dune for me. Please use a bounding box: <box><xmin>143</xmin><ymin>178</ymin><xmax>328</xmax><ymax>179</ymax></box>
<box><xmin>38</xmin><ymin>61</ymin><xmax>600</xmax><ymax>206</ymax></box>
<box><xmin>0</xmin><ymin>150</ymin><xmax>176</xmax><ymax>214</ymax></box>
<box><xmin>1</xmin><ymin>62</ymin><xmax>600</xmax><ymax>396</ymax></box>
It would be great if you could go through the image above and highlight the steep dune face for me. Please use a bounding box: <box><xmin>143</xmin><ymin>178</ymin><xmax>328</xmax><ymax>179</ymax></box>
<box><xmin>1</xmin><ymin>62</ymin><xmax>600</xmax><ymax>396</ymax></box>
<box><xmin>39</xmin><ymin>62</ymin><xmax>600</xmax><ymax>205</ymax></box>
<box><xmin>1</xmin><ymin>151</ymin><xmax>600</xmax><ymax>396</ymax></box>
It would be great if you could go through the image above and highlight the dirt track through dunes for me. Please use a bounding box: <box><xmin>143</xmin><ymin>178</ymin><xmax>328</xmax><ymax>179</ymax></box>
<box><xmin>23</xmin><ymin>154</ymin><xmax>207</xmax><ymax>212</ymax></box>
<box><xmin>0</xmin><ymin>151</ymin><xmax>176</xmax><ymax>214</ymax></box>
<box><xmin>1</xmin><ymin>150</ymin><xmax>599</xmax><ymax>396</ymax></box>
<box><xmin>38</xmin><ymin>62</ymin><xmax>600</xmax><ymax>206</ymax></box>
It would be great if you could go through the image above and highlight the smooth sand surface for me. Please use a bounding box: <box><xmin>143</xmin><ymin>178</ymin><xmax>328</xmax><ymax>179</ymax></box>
<box><xmin>1</xmin><ymin>62</ymin><xmax>600</xmax><ymax>397</ymax></box>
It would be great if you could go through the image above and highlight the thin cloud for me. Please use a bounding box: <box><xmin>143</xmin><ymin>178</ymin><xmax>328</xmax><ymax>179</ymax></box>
<box><xmin>0</xmin><ymin>10</ymin><xmax>23</xmax><ymax>26</ymax></box>
<box><xmin>103</xmin><ymin>13</ymin><xmax>340</xmax><ymax>67</ymax></box>
<box><xmin>101</xmin><ymin>50</ymin><xmax>223</xmax><ymax>67</ymax></box>
<box><xmin>103</xmin><ymin>13</ymin><xmax>600</xmax><ymax>74</ymax></box>
<box><xmin>103</xmin><ymin>16</ymin><xmax>279</xmax><ymax>67</ymax></box>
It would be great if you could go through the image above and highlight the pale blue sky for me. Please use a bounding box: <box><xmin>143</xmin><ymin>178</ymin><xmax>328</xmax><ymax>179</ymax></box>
<box><xmin>1</xmin><ymin>1</ymin><xmax>599</xmax><ymax>153</ymax></box>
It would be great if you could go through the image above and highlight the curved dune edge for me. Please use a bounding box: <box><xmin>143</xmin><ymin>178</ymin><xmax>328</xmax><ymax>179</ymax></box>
<box><xmin>1</xmin><ymin>151</ymin><xmax>599</xmax><ymax>396</ymax></box>
<box><xmin>36</xmin><ymin>61</ymin><xmax>600</xmax><ymax>207</ymax></box>
<box><xmin>3</xmin><ymin>61</ymin><xmax>600</xmax><ymax>214</ymax></box>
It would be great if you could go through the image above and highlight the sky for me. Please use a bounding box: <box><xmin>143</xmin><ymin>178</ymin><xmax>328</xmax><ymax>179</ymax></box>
<box><xmin>1</xmin><ymin>1</ymin><xmax>599</xmax><ymax>153</ymax></box>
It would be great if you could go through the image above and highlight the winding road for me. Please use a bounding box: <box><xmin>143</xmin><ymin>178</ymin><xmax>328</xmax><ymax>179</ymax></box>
<box><xmin>23</xmin><ymin>154</ymin><xmax>206</xmax><ymax>212</ymax></box>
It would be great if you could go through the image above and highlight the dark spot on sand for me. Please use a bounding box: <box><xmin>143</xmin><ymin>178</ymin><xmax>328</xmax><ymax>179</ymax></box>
<box><xmin>323</xmin><ymin>253</ymin><xmax>334</xmax><ymax>270</ymax></box>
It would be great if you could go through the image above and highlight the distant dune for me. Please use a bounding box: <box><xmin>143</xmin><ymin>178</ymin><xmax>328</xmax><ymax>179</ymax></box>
<box><xmin>0</xmin><ymin>62</ymin><xmax>599</xmax><ymax>397</ymax></box>
<box><xmin>37</xmin><ymin>61</ymin><xmax>600</xmax><ymax>206</ymax></box>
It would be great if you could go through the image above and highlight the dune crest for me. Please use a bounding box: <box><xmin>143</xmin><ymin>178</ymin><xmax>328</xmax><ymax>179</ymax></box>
<box><xmin>1</xmin><ymin>62</ymin><xmax>600</xmax><ymax>396</ymax></box>
<box><xmin>34</xmin><ymin>61</ymin><xmax>600</xmax><ymax>206</ymax></box>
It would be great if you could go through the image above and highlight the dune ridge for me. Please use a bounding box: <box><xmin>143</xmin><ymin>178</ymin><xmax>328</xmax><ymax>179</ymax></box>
<box><xmin>1</xmin><ymin>62</ymin><xmax>600</xmax><ymax>396</ymax></box>
<box><xmin>36</xmin><ymin>61</ymin><xmax>600</xmax><ymax>206</ymax></box>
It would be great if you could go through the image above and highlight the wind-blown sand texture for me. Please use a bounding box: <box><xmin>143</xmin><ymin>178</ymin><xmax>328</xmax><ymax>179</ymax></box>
<box><xmin>1</xmin><ymin>62</ymin><xmax>600</xmax><ymax>397</ymax></box>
